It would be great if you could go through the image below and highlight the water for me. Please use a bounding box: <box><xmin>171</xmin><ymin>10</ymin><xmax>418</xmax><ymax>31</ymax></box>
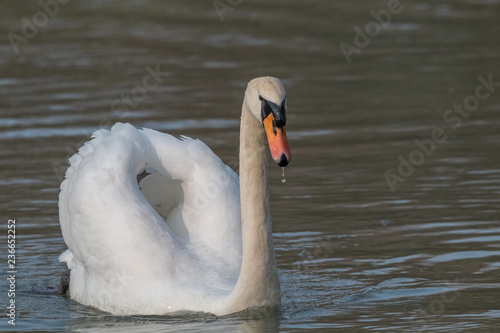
<box><xmin>1</xmin><ymin>0</ymin><xmax>500</xmax><ymax>331</ymax></box>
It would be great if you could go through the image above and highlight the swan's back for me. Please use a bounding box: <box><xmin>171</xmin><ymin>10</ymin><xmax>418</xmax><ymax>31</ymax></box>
<box><xmin>59</xmin><ymin>123</ymin><xmax>242</xmax><ymax>314</ymax></box>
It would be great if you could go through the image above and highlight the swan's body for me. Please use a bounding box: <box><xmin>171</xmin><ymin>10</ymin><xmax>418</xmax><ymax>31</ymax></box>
<box><xmin>58</xmin><ymin>77</ymin><xmax>291</xmax><ymax>315</ymax></box>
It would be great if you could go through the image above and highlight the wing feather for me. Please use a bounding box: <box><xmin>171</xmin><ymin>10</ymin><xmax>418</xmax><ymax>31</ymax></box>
<box><xmin>58</xmin><ymin>123</ymin><xmax>242</xmax><ymax>312</ymax></box>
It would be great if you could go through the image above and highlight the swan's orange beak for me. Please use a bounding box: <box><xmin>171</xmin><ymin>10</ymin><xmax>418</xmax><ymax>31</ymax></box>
<box><xmin>263</xmin><ymin>114</ymin><xmax>291</xmax><ymax>167</ymax></box>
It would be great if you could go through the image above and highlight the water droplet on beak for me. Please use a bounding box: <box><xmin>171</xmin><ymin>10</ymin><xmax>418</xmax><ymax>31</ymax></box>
<box><xmin>281</xmin><ymin>167</ymin><xmax>286</xmax><ymax>183</ymax></box>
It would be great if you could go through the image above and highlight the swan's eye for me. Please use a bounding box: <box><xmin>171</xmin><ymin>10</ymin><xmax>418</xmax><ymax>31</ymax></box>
<box><xmin>260</xmin><ymin>97</ymin><xmax>286</xmax><ymax>128</ymax></box>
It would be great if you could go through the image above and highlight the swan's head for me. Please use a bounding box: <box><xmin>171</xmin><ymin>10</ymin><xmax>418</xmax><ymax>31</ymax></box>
<box><xmin>245</xmin><ymin>76</ymin><xmax>291</xmax><ymax>167</ymax></box>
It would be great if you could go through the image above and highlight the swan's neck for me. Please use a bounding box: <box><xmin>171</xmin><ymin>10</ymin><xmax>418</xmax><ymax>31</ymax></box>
<box><xmin>226</xmin><ymin>101</ymin><xmax>281</xmax><ymax>311</ymax></box>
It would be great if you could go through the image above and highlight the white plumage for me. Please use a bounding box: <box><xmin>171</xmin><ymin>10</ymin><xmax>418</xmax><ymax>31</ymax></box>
<box><xmin>58</xmin><ymin>77</ymin><xmax>291</xmax><ymax>315</ymax></box>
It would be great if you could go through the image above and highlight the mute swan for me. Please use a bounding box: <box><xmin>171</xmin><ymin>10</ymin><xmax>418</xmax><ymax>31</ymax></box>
<box><xmin>58</xmin><ymin>76</ymin><xmax>291</xmax><ymax>316</ymax></box>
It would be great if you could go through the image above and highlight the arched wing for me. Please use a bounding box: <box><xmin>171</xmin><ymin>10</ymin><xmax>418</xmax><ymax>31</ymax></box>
<box><xmin>58</xmin><ymin>123</ymin><xmax>242</xmax><ymax>310</ymax></box>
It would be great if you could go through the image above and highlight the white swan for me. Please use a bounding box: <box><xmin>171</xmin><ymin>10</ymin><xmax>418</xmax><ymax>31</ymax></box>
<box><xmin>58</xmin><ymin>76</ymin><xmax>292</xmax><ymax>316</ymax></box>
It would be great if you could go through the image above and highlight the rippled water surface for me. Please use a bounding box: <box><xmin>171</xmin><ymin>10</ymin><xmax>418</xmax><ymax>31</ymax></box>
<box><xmin>1</xmin><ymin>0</ymin><xmax>500</xmax><ymax>331</ymax></box>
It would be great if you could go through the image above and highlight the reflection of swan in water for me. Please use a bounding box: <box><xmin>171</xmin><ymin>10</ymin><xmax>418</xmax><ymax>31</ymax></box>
<box><xmin>58</xmin><ymin>77</ymin><xmax>292</xmax><ymax>315</ymax></box>
<box><xmin>66</xmin><ymin>309</ymin><xmax>281</xmax><ymax>333</ymax></box>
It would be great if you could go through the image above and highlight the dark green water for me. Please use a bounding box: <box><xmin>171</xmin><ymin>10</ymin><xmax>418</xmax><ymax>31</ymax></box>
<box><xmin>1</xmin><ymin>0</ymin><xmax>500</xmax><ymax>331</ymax></box>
